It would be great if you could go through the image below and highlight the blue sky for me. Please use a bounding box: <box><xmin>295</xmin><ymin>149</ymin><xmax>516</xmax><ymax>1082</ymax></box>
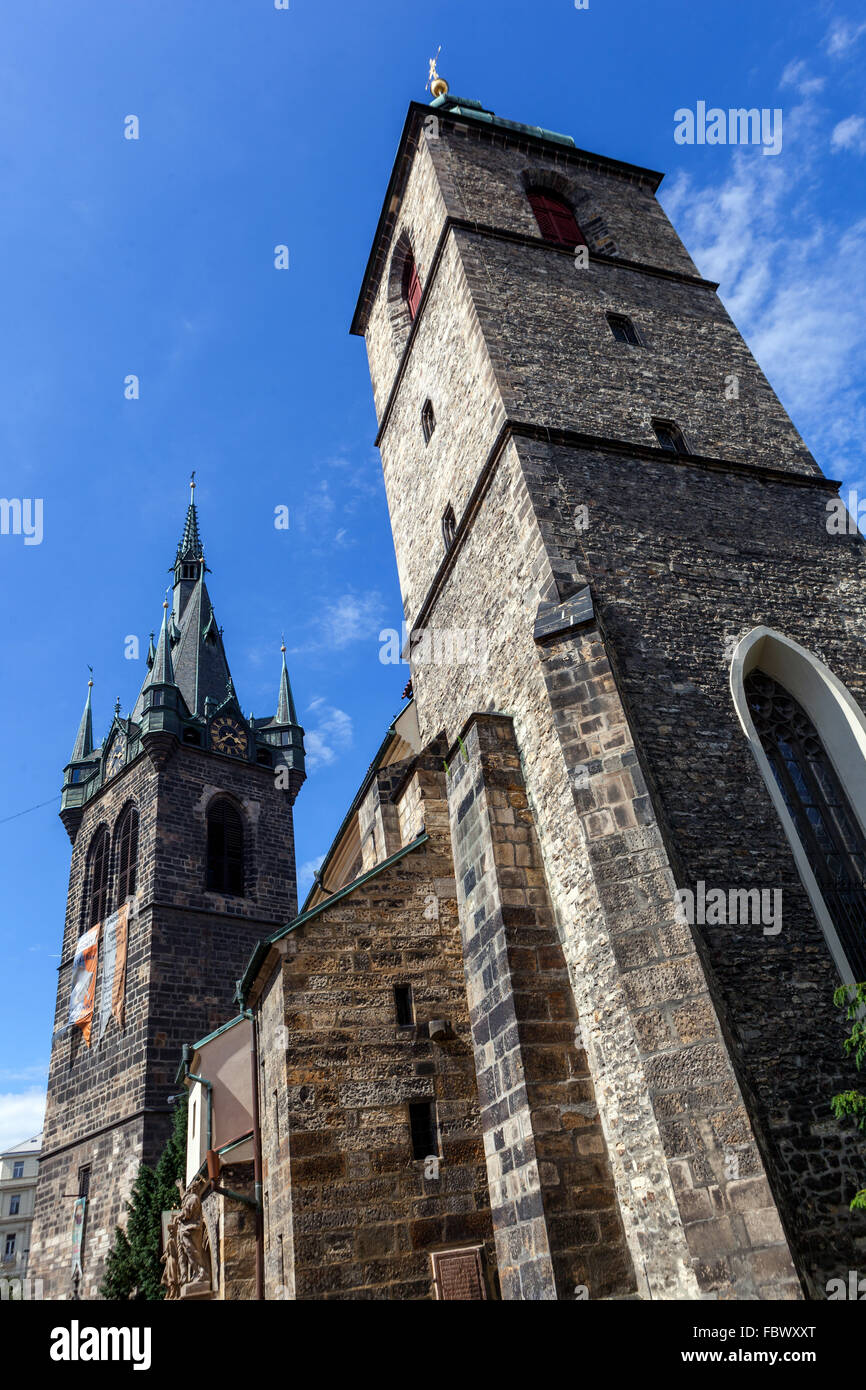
<box><xmin>1</xmin><ymin>0</ymin><xmax>864</xmax><ymax>1147</ymax></box>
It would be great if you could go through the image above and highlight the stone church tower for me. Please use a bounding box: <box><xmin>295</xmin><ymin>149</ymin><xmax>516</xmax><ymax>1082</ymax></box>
<box><xmin>30</xmin><ymin>487</ymin><xmax>305</xmax><ymax>1299</ymax></box>
<box><xmin>351</xmin><ymin>85</ymin><xmax>866</xmax><ymax>1297</ymax></box>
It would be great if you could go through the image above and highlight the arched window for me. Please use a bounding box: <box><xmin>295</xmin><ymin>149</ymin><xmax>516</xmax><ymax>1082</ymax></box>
<box><xmin>115</xmin><ymin>805</ymin><xmax>139</xmax><ymax>905</ymax></box>
<box><xmin>745</xmin><ymin>670</ymin><xmax>866</xmax><ymax>980</ymax></box>
<box><xmin>85</xmin><ymin>826</ymin><xmax>110</xmax><ymax>930</ymax></box>
<box><xmin>206</xmin><ymin>799</ymin><xmax>245</xmax><ymax>896</ymax></box>
<box><xmin>528</xmin><ymin>189</ymin><xmax>586</xmax><ymax>247</ymax></box>
<box><xmin>402</xmin><ymin>252</ymin><xmax>422</xmax><ymax>322</ymax></box>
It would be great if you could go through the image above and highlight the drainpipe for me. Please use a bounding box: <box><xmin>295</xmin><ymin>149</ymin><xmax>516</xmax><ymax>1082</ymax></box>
<box><xmin>248</xmin><ymin>1009</ymin><xmax>265</xmax><ymax>1301</ymax></box>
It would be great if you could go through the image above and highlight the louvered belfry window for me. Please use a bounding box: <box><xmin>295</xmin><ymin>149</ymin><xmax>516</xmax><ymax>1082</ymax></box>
<box><xmin>87</xmin><ymin>827</ymin><xmax>110</xmax><ymax>929</ymax></box>
<box><xmin>402</xmin><ymin>253</ymin><xmax>422</xmax><ymax>321</ymax></box>
<box><xmin>115</xmin><ymin>806</ymin><xmax>139</xmax><ymax>904</ymax></box>
<box><xmin>745</xmin><ymin>669</ymin><xmax>866</xmax><ymax>980</ymax></box>
<box><xmin>207</xmin><ymin>799</ymin><xmax>245</xmax><ymax>896</ymax></box>
<box><xmin>528</xmin><ymin>189</ymin><xmax>586</xmax><ymax>247</ymax></box>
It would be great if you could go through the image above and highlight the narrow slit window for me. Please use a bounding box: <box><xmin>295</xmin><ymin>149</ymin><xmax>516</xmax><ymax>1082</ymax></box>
<box><xmin>115</xmin><ymin>805</ymin><xmax>139</xmax><ymax>905</ymax></box>
<box><xmin>78</xmin><ymin>1165</ymin><xmax>91</xmax><ymax>1199</ymax></box>
<box><xmin>652</xmin><ymin>419</ymin><xmax>688</xmax><ymax>455</ymax></box>
<box><xmin>408</xmin><ymin>1100</ymin><xmax>438</xmax><ymax>1160</ymax></box>
<box><xmin>421</xmin><ymin>399</ymin><xmax>436</xmax><ymax>443</ymax></box>
<box><xmin>394</xmin><ymin>984</ymin><xmax>414</xmax><ymax>1026</ymax></box>
<box><xmin>442</xmin><ymin>505</ymin><xmax>456</xmax><ymax>551</ymax></box>
<box><xmin>86</xmin><ymin>828</ymin><xmax>110</xmax><ymax>929</ymax></box>
<box><xmin>607</xmin><ymin>313</ymin><xmax>641</xmax><ymax>346</ymax></box>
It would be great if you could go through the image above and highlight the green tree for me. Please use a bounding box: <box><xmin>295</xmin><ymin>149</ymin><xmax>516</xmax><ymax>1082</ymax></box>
<box><xmin>99</xmin><ymin>1096</ymin><xmax>188</xmax><ymax>1300</ymax></box>
<box><xmin>830</xmin><ymin>982</ymin><xmax>866</xmax><ymax>1212</ymax></box>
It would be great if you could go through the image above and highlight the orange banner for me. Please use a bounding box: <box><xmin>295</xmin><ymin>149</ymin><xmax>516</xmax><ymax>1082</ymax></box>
<box><xmin>68</xmin><ymin>925</ymin><xmax>99</xmax><ymax>1047</ymax></box>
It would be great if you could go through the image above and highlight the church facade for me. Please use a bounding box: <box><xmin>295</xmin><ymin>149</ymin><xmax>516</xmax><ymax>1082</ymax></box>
<box><xmin>31</xmin><ymin>87</ymin><xmax>866</xmax><ymax>1301</ymax></box>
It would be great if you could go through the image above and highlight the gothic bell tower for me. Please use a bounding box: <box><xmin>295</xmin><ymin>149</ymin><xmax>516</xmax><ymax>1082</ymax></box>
<box><xmin>31</xmin><ymin>484</ymin><xmax>305</xmax><ymax>1299</ymax></box>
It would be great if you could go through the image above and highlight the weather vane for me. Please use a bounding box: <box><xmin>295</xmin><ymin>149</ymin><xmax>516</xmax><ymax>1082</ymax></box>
<box><xmin>190</xmin><ymin>469</ymin><xmax>196</xmax><ymax>492</ymax></box>
<box><xmin>426</xmin><ymin>47</ymin><xmax>448</xmax><ymax>99</ymax></box>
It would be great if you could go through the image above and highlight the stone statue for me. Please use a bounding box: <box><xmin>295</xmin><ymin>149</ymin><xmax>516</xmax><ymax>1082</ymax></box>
<box><xmin>160</xmin><ymin>1214</ymin><xmax>181</xmax><ymax>1301</ymax></box>
<box><xmin>176</xmin><ymin>1187</ymin><xmax>211</xmax><ymax>1293</ymax></box>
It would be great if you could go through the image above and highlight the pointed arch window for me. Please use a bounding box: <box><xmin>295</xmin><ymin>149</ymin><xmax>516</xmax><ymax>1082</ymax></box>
<box><xmin>402</xmin><ymin>253</ymin><xmax>422</xmax><ymax>322</ymax></box>
<box><xmin>85</xmin><ymin>827</ymin><xmax>110</xmax><ymax>930</ymax></box>
<box><xmin>115</xmin><ymin>805</ymin><xmax>139</xmax><ymax>905</ymax></box>
<box><xmin>745</xmin><ymin>669</ymin><xmax>866</xmax><ymax>981</ymax></box>
<box><xmin>206</xmin><ymin>799</ymin><xmax>245</xmax><ymax>897</ymax></box>
<box><xmin>441</xmin><ymin>504</ymin><xmax>457</xmax><ymax>551</ymax></box>
<box><xmin>527</xmin><ymin>189</ymin><xmax>586</xmax><ymax>248</ymax></box>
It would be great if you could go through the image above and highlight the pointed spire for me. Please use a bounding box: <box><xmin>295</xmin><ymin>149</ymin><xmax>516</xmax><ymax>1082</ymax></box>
<box><xmin>145</xmin><ymin>598</ymin><xmax>176</xmax><ymax>688</ymax></box>
<box><xmin>275</xmin><ymin>641</ymin><xmax>299</xmax><ymax>725</ymax></box>
<box><xmin>175</xmin><ymin>471</ymin><xmax>204</xmax><ymax>564</ymax></box>
<box><xmin>70</xmin><ymin>675</ymin><xmax>94</xmax><ymax>761</ymax></box>
<box><xmin>146</xmin><ymin>630</ymin><xmax>156</xmax><ymax>670</ymax></box>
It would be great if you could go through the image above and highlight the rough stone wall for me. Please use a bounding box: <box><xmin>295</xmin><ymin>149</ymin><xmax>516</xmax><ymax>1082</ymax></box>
<box><xmin>446</xmin><ymin>714</ymin><xmax>636</xmax><ymax>1300</ymax></box>
<box><xmin>523</xmin><ymin>436</ymin><xmax>866</xmax><ymax>1295</ymax></box>
<box><xmin>256</xmin><ymin>761</ymin><xmax>496</xmax><ymax>1299</ymax></box>
<box><xmin>32</xmin><ymin>741</ymin><xmax>300</xmax><ymax>1299</ymax></box>
<box><xmin>205</xmin><ymin>1162</ymin><xmax>257</xmax><ymax>1300</ymax></box>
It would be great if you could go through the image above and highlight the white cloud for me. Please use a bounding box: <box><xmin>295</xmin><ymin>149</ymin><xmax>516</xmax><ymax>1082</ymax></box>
<box><xmin>780</xmin><ymin>59</ymin><xmax>825</xmax><ymax>96</ymax></box>
<box><xmin>0</xmin><ymin>1088</ymin><xmax>45</xmax><ymax>1150</ymax></box>
<box><xmin>660</xmin><ymin>86</ymin><xmax>866</xmax><ymax>486</ymax></box>
<box><xmin>825</xmin><ymin>18</ymin><xmax>866</xmax><ymax>57</ymax></box>
<box><xmin>297</xmin><ymin>854</ymin><xmax>325</xmax><ymax>896</ymax></box>
<box><xmin>831</xmin><ymin>114</ymin><xmax>866</xmax><ymax>152</ymax></box>
<box><xmin>304</xmin><ymin>700</ymin><xmax>353</xmax><ymax>769</ymax></box>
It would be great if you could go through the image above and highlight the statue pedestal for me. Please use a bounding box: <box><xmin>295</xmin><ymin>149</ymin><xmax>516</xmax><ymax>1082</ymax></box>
<box><xmin>179</xmin><ymin>1279</ymin><xmax>213</xmax><ymax>1300</ymax></box>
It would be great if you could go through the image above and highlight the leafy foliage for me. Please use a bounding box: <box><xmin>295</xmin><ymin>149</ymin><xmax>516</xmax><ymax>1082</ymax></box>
<box><xmin>830</xmin><ymin>982</ymin><xmax>866</xmax><ymax>1212</ymax></box>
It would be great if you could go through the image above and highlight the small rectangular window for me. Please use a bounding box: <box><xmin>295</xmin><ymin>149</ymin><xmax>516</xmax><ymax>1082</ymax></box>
<box><xmin>652</xmin><ymin>419</ymin><xmax>688</xmax><ymax>455</ymax></box>
<box><xmin>607</xmin><ymin>312</ymin><xmax>641</xmax><ymax>346</ymax></box>
<box><xmin>9</xmin><ymin>1195</ymin><xmax>20</xmax><ymax>1216</ymax></box>
<box><xmin>394</xmin><ymin>984</ymin><xmax>414</xmax><ymax>1026</ymax></box>
<box><xmin>12</xmin><ymin>1162</ymin><xmax>23</xmax><ymax>1180</ymax></box>
<box><xmin>4</xmin><ymin>1234</ymin><xmax>16</xmax><ymax>1257</ymax></box>
<box><xmin>408</xmin><ymin>1100</ymin><xmax>438</xmax><ymax>1160</ymax></box>
<box><xmin>78</xmin><ymin>1165</ymin><xmax>91</xmax><ymax>1199</ymax></box>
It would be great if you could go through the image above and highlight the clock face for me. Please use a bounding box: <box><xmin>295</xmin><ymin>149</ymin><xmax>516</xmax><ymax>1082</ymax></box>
<box><xmin>210</xmin><ymin>715</ymin><xmax>248</xmax><ymax>758</ymax></box>
<box><xmin>106</xmin><ymin>737</ymin><xmax>126</xmax><ymax>780</ymax></box>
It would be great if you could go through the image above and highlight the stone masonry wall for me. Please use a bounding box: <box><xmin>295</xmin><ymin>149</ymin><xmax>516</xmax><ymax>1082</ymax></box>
<box><xmin>256</xmin><ymin>760</ymin><xmax>496</xmax><ymax>1299</ymax></box>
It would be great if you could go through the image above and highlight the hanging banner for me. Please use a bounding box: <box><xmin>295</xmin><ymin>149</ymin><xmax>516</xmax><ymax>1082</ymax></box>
<box><xmin>68</xmin><ymin>925</ymin><xmax>99</xmax><ymax>1047</ymax></box>
<box><xmin>98</xmin><ymin>904</ymin><xmax>129</xmax><ymax>1039</ymax></box>
<box><xmin>112</xmin><ymin>902</ymin><xmax>129</xmax><ymax>1031</ymax></box>
<box><xmin>71</xmin><ymin>1196</ymin><xmax>87</xmax><ymax>1276</ymax></box>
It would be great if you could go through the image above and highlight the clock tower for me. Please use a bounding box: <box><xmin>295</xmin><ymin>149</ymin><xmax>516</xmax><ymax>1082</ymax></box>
<box><xmin>30</xmin><ymin>485</ymin><xmax>305</xmax><ymax>1299</ymax></box>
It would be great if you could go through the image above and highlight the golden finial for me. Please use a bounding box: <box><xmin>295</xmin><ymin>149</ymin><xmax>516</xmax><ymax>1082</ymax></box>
<box><xmin>427</xmin><ymin>47</ymin><xmax>448</xmax><ymax>99</ymax></box>
<box><xmin>190</xmin><ymin>469</ymin><xmax>196</xmax><ymax>492</ymax></box>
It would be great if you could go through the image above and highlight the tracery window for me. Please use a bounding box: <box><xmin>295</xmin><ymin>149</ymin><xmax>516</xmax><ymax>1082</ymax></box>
<box><xmin>745</xmin><ymin>669</ymin><xmax>866</xmax><ymax>980</ymax></box>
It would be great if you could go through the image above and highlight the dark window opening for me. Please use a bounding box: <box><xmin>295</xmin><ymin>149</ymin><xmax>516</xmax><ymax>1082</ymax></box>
<box><xmin>86</xmin><ymin>828</ymin><xmax>110</xmax><ymax>929</ymax></box>
<box><xmin>745</xmin><ymin>669</ymin><xmax>866</xmax><ymax>981</ymax></box>
<box><xmin>115</xmin><ymin>805</ymin><xmax>139</xmax><ymax>904</ymax></box>
<box><xmin>206</xmin><ymin>799</ymin><xmax>245</xmax><ymax>896</ymax></box>
<box><xmin>256</xmin><ymin>748</ymin><xmax>272</xmax><ymax>767</ymax></box>
<box><xmin>652</xmin><ymin>419</ymin><xmax>688</xmax><ymax>454</ymax></box>
<box><xmin>408</xmin><ymin>1100</ymin><xmax>438</xmax><ymax>1161</ymax></box>
<box><xmin>4</xmin><ymin>1234</ymin><xmax>15</xmax><ymax>1258</ymax></box>
<box><xmin>149</xmin><ymin>690</ymin><xmax>165</xmax><ymax>708</ymax></box>
<box><xmin>421</xmin><ymin>399</ymin><xmax>436</xmax><ymax>443</ymax></box>
<box><xmin>607</xmin><ymin>313</ymin><xmax>641</xmax><ymax>346</ymax></box>
<box><xmin>71</xmin><ymin>768</ymin><xmax>89</xmax><ymax>784</ymax></box>
<box><xmin>78</xmin><ymin>1165</ymin><xmax>91</xmax><ymax>1199</ymax></box>
<box><xmin>183</xmin><ymin>727</ymin><xmax>202</xmax><ymax>746</ymax></box>
<box><xmin>181</xmin><ymin>563</ymin><xmax>197</xmax><ymax>580</ymax></box>
<box><xmin>402</xmin><ymin>253</ymin><xmax>422</xmax><ymax>322</ymax></box>
<box><xmin>9</xmin><ymin>1196</ymin><xmax>20</xmax><ymax>1216</ymax></box>
<box><xmin>528</xmin><ymin>188</ymin><xmax>586</xmax><ymax>248</ymax></box>
<box><xmin>394</xmin><ymin>984</ymin><xmax>414</xmax><ymax>1026</ymax></box>
<box><xmin>442</xmin><ymin>504</ymin><xmax>456</xmax><ymax>551</ymax></box>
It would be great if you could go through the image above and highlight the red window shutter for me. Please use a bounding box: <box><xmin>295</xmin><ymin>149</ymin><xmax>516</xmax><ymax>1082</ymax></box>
<box><xmin>528</xmin><ymin>190</ymin><xmax>585</xmax><ymax>248</ymax></box>
<box><xmin>403</xmin><ymin>255</ymin><xmax>422</xmax><ymax>321</ymax></box>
